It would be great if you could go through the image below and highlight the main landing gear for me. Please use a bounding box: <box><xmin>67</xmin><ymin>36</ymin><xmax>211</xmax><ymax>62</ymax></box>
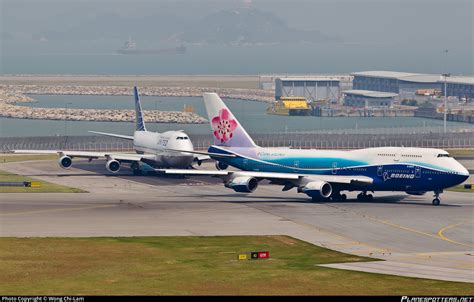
<box><xmin>432</xmin><ymin>191</ymin><xmax>442</xmax><ymax>206</ymax></box>
<box><xmin>357</xmin><ymin>191</ymin><xmax>373</xmax><ymax>202</ymax></box>
<box><xmin>311</xmin><ymin>192</ymin><xmax>348</xmax><ymax>202</ymax></box>
<box><xmin>131</xmin><ymin>162</ymin><xmax>142</xmax><ymax>176</ymax></box>
<box><xmin>331</xmin><ymin>192</ymin><xmax>347</xmax><ymax>202</ymax></box>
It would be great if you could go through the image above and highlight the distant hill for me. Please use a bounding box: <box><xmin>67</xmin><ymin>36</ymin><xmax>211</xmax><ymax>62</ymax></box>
<box><xmin>171</xmin><ymin>7</ymin><xmax>338</xmax><ymax>45</ymax></box>
<box><xmin>28</xmin><ymin>6</ymin><xmax>338</xmax><ymax>47</ymax></box>
<box><xmin>1</xmin><ymin>32</ymin><xmax>14</xmax><ymax>41</ymax></box>
<box><xmin>33</xmin><ymin>12</ymin><xmax>189</xmax><ymax>42</ymax></box>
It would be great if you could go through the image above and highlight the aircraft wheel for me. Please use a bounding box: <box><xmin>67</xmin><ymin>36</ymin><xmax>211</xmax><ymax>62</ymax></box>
<box><xmin>432</xmin><ymin>198</ymin><xmax>440</xmax><ymax>206</ymax></box>
<box><xmin>366</xmin><ymin>194</ymin><xmax>373</xmax><ymax>201</ymax></box>
<box><xmin>331</xmin><ymin>193</ymin><xmax>347</xmax><ymax>202</ymax></box>
<box><xmin>131</xmin><ymin>162</ymin><xmax>142</xmax><ymax>175</ymax></box>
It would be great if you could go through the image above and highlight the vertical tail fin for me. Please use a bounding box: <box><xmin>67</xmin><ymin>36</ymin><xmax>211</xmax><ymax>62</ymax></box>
<box><xmin>134</xmin><ymin>86</ymin><xmax>147</xmax><ymax>131</ymax></box>
<box><xmin>203</xmin><ymin>93</ymin><xmax>256</xmax><ymax>148</ymax></box>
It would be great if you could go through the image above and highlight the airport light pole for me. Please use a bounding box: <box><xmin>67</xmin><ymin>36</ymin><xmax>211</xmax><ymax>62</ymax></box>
<box><xmin>442</xmin><ymin>49</ymin><xmax>449</xmax><ymax>133</ymax></box>
<box><xmin>442</xmin><ymin>73</ymin><xmax>450</xmax><ymax>133</ymax></box>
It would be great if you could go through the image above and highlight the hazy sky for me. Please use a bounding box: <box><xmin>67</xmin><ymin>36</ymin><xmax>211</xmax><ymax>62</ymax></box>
<box><xmin>0</xmin><ymin>0</ymin><xmax>472</xmax><ymax>74</ymax></box>
<box><xmin>2</xmin><ymin>0</ymin><xmax>472</xmax><ymax>43</ymax></box>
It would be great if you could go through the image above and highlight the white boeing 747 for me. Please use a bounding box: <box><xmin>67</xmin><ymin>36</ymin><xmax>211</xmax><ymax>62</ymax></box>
<box><xmin>159</xmin><ymin>93</ymin><xmax>469</xmax><ymax>206</ymax></box>
<box><xmin>14</xmin><ymin>87</ymin><xmax>208</xmax><ymax>174</ymax></box>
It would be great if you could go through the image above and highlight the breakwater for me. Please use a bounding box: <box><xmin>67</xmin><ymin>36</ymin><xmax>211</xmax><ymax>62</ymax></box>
<box><xmin>415</xmin><ymin>108</ymin><xmax>474</xmax><ymax>124</ymax></box>
<box><xmin>5</xmin><ymin>85</ymin><xmax>274</xmax><ymax>102</ymax></box>
<box><xmin>0</xmin><ymin>85</ymin><xmax>274</xmax><ymax>124</ymax></box>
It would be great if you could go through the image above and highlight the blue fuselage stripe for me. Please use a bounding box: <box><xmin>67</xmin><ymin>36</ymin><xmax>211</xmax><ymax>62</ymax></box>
<box><xmin>208</xmin><ymin>146</ymin><xmax>468</xmax><ymax>191</ymax></box>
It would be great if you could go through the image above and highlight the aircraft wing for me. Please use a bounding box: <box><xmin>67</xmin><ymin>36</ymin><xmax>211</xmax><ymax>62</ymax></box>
<box><xmin>164</xmin><ymin>148</ymin><xmax>236</xmax><ymax>158</ymax></box>
<box><xmin>157</xmin><ymin>169</ymin><xmax>300</xmax><ymax>179</ymax></box>
<box><xmin>88</xmin><ymin>131</ymin><xmax>134</xmax><ymax>140</ymax></box>
<box><xmin>12</xmin><ymin>150</ymin><xmax>155</xmax><ymax>162</ymax></box>
<box><xmin>157</xmin><ymin>169</ymin><xmax>230</xmax><ymax>176</ymax></box>
<box><xmin>302</xmin><ymin>174</ymin><xmax>373</xmax><ymax>185</ymax></box>
<box><xmin>156</xmin><ymin>168</ymin><xmax>372</xmax><ymax>185</ymax></box>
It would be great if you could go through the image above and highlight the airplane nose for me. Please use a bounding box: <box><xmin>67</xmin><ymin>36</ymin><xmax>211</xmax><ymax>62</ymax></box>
<box><xmin>183</xmin><ymin>142</ymin><xmax>194</xmax><ymax>151</ymax></box>
<box><xmin>458</xmin><ymin>164</ymin><xmax>470</xmax><ymax>177</ymax></box>
<box><xmin>456</xmin><ymin>163</ymin><xmax>470</xmax><ymax>184</ymax></box>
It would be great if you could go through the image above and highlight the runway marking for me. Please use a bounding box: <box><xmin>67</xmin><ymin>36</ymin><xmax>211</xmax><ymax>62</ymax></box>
<box><xmin>416</xmin><ymin>251</ymin><xmax>474</xmax><ymax>256</ymax></box>
<box><xmin>437</xmin><ymin>221</ymin><xmax>474</xmax><ymax>249</ymax></box>
<box><xmin>326</xmin><ymin>204</ymin><xmax>474</xmax><ymax>249</ymax></box>
<box><xmin>242</xmin><ymin>203</ymin><xmax>389</xmax><ymax>254</ymax></box>
<box><xmin>0</xmin><ymin>204</ymin><xmax>115</xmax><ymax>217</ymax></box>
<box><xmin>362</xmin><ymin>216</ymin><xmax>474</xmax><ymax>248</ymax></box>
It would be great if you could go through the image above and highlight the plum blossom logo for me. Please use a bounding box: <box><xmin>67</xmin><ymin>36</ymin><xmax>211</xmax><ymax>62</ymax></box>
<box><xmin>211</xmin><ymin>109</ymin><xmax>238</xmax><ymax>143</ymax></box>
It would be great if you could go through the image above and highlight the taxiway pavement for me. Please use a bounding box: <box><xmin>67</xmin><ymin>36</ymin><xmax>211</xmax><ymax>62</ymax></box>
<box><xmin>1</xmin><ymin>159</ymin><xmax>472</xmax><ymax>283</ymax></box>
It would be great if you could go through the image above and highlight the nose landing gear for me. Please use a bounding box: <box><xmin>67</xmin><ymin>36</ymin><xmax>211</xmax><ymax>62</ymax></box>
<box><xmin>432</xmin><ymin>191</ymin><xmax>442</xmax><ymax>206</ymax></box>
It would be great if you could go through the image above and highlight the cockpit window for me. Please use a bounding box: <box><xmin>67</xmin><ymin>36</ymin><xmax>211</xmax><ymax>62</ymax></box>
<box><xmin>176</xmin><ymin>136</ymin><xmax>189</xmax><ymax>140</ymax></box>
<box><xmin>437</xmin><ymin>154</ymin><xmax>450</xmax><ymax>158</ymax></box>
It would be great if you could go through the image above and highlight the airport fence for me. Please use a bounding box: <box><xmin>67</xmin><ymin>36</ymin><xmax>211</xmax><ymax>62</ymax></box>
<box><xmin>1</xmin><ymin>132</ymin><xmax>474</xmax><ymax>153</ymax></box>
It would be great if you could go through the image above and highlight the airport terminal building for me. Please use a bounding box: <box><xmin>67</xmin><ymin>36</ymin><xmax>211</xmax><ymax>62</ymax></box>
<box><xmin>343</xmin><ymin>90</ymin><xmax>397</xmax><ymax>108</ymax></box>
<box><xmin>275</xmin><ymin>77</ymin><xmax>343</xmax><ymax>103</ymax></box>
<box><xmin>443</xmin><ymin>77</ymin><xmax>474</xmax><ymax>100</ymax></box>
<box><xmin>352</xmin><ymin>71</ymin><xmax>474</xmax><ymax>101</ymax></box>
<box><xmin>351</xmin><ymin>71</ymin><xmax>442</xmax><ymax>98</ymax></box>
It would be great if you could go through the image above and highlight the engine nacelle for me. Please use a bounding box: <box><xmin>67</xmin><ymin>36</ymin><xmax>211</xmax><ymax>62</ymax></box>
<box><xmin>215</xmin><ymin>161</ymin><xmax>229</xmax><ymax>170</ymax></box>
<box><xmin>225</xmin><ymin>176</ymin><xmax>258</xmax><ymax>193</ymax></box>
<box><xmin>298</xmin><ymin>181</ymin><xmax>332</xmax><ymax>198</ymax></box>
<box><xmin>106</xmin><ymin>159</ymin><xmax>121</xmax><ymax>173</ymax></box>
<box><xmin>58</xmin><ymin>155</ymin><xmax>72</xmax><ymax>169</ymax></box>
<box><xmin>405</xmin><ymin>191</ymin><xmax>427</xmax><ymax>196</ymax></box>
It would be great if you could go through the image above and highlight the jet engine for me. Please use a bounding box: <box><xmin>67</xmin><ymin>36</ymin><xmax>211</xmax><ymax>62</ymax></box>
<box><xmin>106</xmin><ymin>159</ymin><xmax>121</xmax><ymax>173</ymax></box>
<box><xmin>58</xmin><ymin>155</ymin><xmax>72</xmax><ymax>169</ymax></box>
<box><xmin>298</xmin><ymin>181</ymin><xmax>332</xmax><ymax>198</ymax></box>
<box><xmin>225</xmin><ymin>176</ymin><xmax>258</xmax><ymax>193</ymax></box>
<box><xmin>215</xmin><ymin>161</ymin><xmax>229</xmax><ymax>170</ymax></box>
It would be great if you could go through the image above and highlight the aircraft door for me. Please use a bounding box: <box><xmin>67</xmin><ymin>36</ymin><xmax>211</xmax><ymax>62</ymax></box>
<box><xmin>332</xmin><ymin>162</ymin><xmax>337</xmax><ymax>175</ymax></box>
<box><xmin>243</xmin><ymin>158</ymin><xmax>248</xmax><ymax>170</ymax></box>
<box><xmin>377</xmin><ymin>165</ymin><xmax>383</xmax><ymax>177</ymax></box>
<box><xmin>294</xmin><ymin>160</ymin><xmax>300</xmax><ymax>172</ymax></box>
<box><xmin>415</xmin><ymin>166</ymin><xmax>421</xmax><ymax>178</ymax></box>
<box><xmin>394</xmin><ymin>151</ymin><xmax>401</xmax><ymax>162</ymax></box>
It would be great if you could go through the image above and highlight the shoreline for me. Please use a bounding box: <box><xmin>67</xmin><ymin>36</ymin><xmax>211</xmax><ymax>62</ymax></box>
<box><xmin>0</xmin><ymin>74</ymin><xmax>261</xmax><ymax>89</ymax></box>
<box><xmin>0</xmin><ymin>83</ymin><xmax>274</xmax><ymax>124</ymax></box>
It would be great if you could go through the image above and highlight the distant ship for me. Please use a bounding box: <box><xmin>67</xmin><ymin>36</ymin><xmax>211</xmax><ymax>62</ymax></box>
<box><xmin>117</xmin><ymin>37</ymin><xmax>186</xmax><ymax>55</ymax></box>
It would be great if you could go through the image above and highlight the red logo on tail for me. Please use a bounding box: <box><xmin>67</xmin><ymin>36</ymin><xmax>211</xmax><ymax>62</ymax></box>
<box><xmin>211</xmin><ymin>109</ymin><xmax>237</xmax><ymax>143</ymax></box>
